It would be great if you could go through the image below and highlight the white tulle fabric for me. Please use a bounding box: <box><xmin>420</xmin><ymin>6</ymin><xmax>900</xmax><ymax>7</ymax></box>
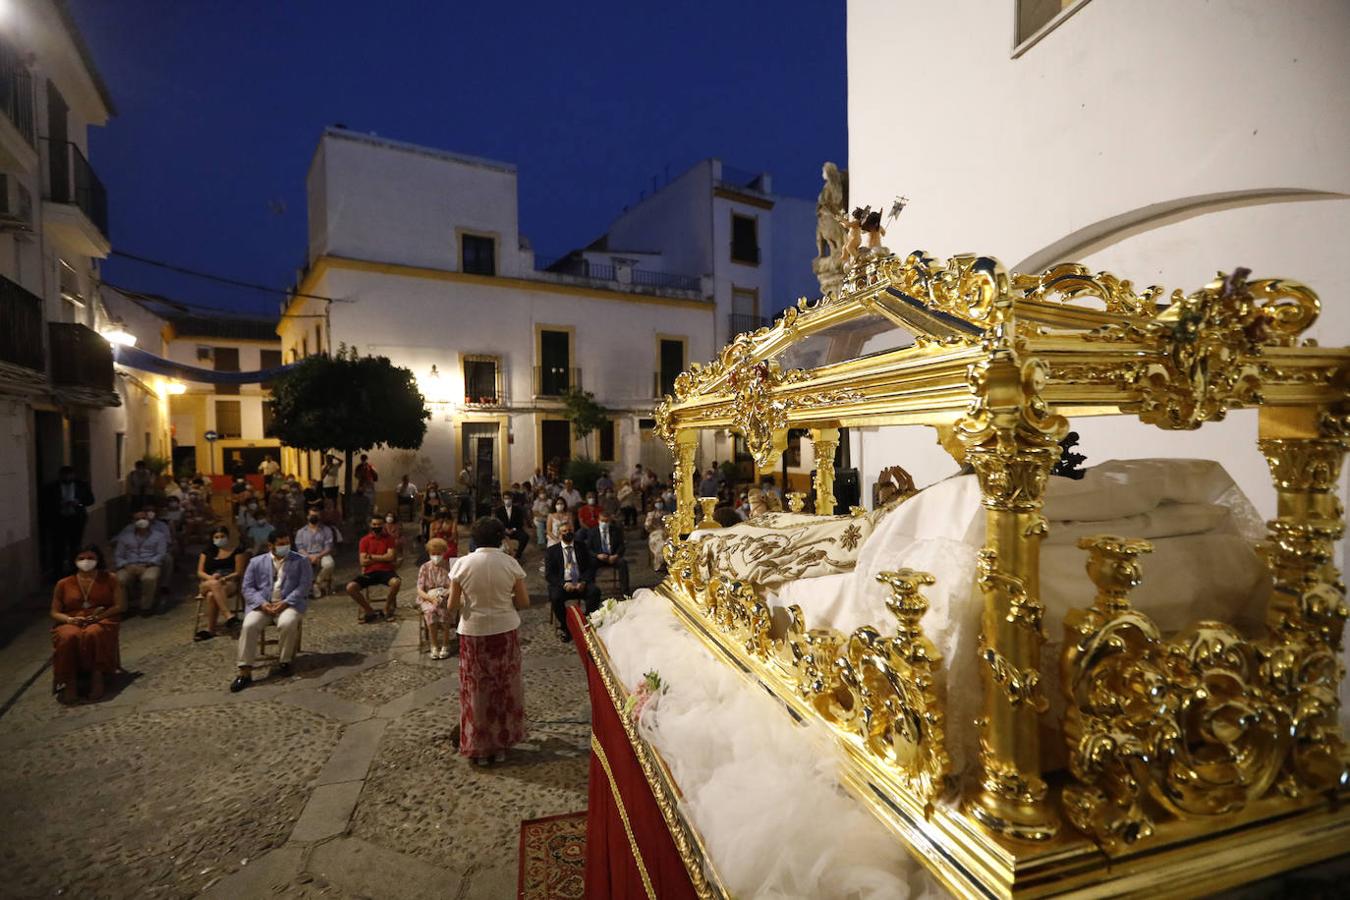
<box><xmin>771</xmin><ymin>459</ymin><xmax>1276</xmax><ymax>774</ymax></box>
<box><xmin>598</xmin><ymin>592</ymin><xmax>942</xmax><ymax>899</ymax></box>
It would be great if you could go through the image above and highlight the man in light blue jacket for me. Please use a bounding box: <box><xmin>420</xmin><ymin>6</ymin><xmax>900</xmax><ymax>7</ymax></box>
<box><xmin>230</xmin><ymin>531</ymin><xmax>313</xmax><ymax>692</ymax></box>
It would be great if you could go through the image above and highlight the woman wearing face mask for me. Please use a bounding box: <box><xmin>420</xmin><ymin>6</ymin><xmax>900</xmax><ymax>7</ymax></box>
<box><xmin>416</xmin><ymin>537</ymin><xmax>455</xmax><ymax>658</ymax></box>
<box><xmin>195</xmin><ymin>526</ymin><xmax>245</xmax><ymax>640</ymax></box>
<box><xmin>421</xmin><ymin>481</ymin><xmax>444</xmax><ymax>541</ymax></box>
<box><xmin>51</xmin><ymin>546</ymin><xmax>126</xmax><ymax>702</ymax></box>
<box><xmin>531</xmin><ymin>490</ymin><xmax>550</xmax><ymax>547</ymax></box>
<box><xmin>546</xmin><ymin>498</ymin><xmax>571</xmax><ymax>547</ymax></box>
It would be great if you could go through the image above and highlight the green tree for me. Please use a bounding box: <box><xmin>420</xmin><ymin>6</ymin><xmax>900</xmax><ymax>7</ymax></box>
<box><xmin>268</xmin><ymin>346</ymin><xmax>430</xmax><ymax>511</ymax></box>
<box><xmin>561</xmin><ymin>386</ymin><xmax>609</xmax><ymax>457</ymax></box>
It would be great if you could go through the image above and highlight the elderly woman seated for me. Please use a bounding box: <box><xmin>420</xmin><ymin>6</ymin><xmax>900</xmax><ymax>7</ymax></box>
<box><xmin>51</xmin><ymin>545</ymin><xmax>126</xmax><ymax>703</ymax></box>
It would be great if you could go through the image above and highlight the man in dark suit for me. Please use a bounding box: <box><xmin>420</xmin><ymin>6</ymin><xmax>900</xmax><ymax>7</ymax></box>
<box><xmin>580</xmin><ymin>510</ymin><xmax>629</xmax><ymax>596</ymax></box>
<box><xmin>42</xmin><ymin>465</ymin><xmax>95</xmax><ymax>578</ymax></box>
<box><xmin>545</xmin><ymin>525</ymin><xmax>601</xmax><ymax>641</ymax></box>
<box><xmin>493</xmin><ymin>493</ymin><xmax>530</xmax><ymax>560</ymax></box>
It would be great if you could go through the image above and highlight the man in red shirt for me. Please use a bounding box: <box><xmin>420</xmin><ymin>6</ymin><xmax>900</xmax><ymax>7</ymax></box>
<box><xmin>346</xmin><ymin>515</ymin><xmax>401</xmax><ymax>622</ymax></box>
<box><xmin>576</xmin><ymin>492</ymin><xmax>602</xmax><ymax>530</ymax></box>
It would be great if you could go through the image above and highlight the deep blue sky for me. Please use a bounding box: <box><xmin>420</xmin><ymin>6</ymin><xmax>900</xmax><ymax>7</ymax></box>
<box><xmin>69</xmin><ymin>1</ymin><xmax>846</xmax><ymax>316</ymax></box>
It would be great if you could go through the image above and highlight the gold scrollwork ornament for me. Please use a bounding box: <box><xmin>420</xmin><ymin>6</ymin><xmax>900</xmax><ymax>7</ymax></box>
<box><xmin>1062</xmin><ymin>535</ymin><xmax>1293</xmax><ymax>850</ymax></box>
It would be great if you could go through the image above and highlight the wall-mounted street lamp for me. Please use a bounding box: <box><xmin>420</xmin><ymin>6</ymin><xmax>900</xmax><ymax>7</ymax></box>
<box><xmin>100</xmin><ymin>324</ymin><xmax>137</xmax><ymax>347</ymax></box>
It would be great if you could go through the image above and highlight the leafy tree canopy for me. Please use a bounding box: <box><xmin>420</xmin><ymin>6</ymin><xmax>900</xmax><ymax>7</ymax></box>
<box><xmin>269</xmin><ymin>346</ymin><xmax>430</xmax><ymax>454</ymax></box>
<box><xmin>561</xmin><ymin>387</ymin><xmax>609</xmax><ymax>445</ymax></box>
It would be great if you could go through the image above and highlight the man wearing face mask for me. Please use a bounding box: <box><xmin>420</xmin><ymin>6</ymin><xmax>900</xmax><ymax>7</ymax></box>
<box><xmin>347</xmin><ymin>516</ymin><xmax>401</xmax><ymax>622</ymax></box>
<box><xmin>576</xmin><ymin>493</ymin><xmax>601</xmax><ymax>530</ymax></box>
<box><xmin>493</xmin><ymin>493</ymin><xmax>529</xmax><ymax>561</ymax></box>
<box><xmin>236</xmin><ymin>498</ymin><xmax>261</xmax><ymax>534</ymax></box>
<box><xmin>544</xmin><ymin>525</ymin><xmax>600</xmax><ymax>641</ymax></box>
<box><xmin>144</xmin><ymin>505</ymin><xmax>177</xmax><ymax>586</ymax></box>
<box><xmin>581</xmin><ymin>511</ymin><xmax>629</xmax><ymax>596</ymax></box>
<box><xmin>230</xmin><ymin>533</ymin><xmax>313</xmax><ymax>691</ymax></box>
<box><xmin>113</xmin><ymin>508</ymin><xmax>170</xmax><ymax>614</ymax></box>
<box><xmin>294</xmin><ymin>508</ymin><xmax>337</xmax><ymax>598</ymax></box>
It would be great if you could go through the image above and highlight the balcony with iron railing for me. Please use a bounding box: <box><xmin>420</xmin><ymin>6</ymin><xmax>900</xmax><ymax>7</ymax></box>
<box><xmin>48</xmin><ymin>321</ymin><xmax>114</xmax><ymax>394</ymax></box>
<box><xmin>45</xmin><ymin>141</ymin><xmax>109</xmax><ymax>256</ymax></box>
<box><xmin>0</xmin><ymin>274</ymin><xmax>44</xmax><ymax>373</ymax></box>
<box><xmin>462</xmin><ymin>382</ymin><xmax>508</xmax><ymax>408</ymax></box>
<box><xmin>728</xmin><ymin>312</ymin><xmax>771</xmax><ymax>336</ymax></box>
<box><xmin>533</xmin><ymin>256</ymin><xmax>704</xmax><ymax>297</ymax></box>
<box><xmin>533</xmin><ymin>365</ymin><xmax>582</xmax><ymax>398</ymax></box>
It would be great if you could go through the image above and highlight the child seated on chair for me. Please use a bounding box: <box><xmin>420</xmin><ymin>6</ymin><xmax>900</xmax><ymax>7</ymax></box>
<box><xmin>416</xmin><ymin>537</ymin><xmax>455</xmax><ymax>658</ymax></box>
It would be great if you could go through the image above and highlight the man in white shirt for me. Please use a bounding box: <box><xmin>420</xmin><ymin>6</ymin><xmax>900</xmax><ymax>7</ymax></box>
<box><xmin>558</xmin><ymin>479</ymin><xmax>583</xmax><ymax>510</ymax></box>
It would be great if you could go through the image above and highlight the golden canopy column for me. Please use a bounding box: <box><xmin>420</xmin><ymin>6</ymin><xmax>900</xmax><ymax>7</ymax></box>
<box><xmin>673</xmin><ymin>429</ymin><xmax>700</xmax><ymax>537</ymax></box>
<box><xmin>957</xmin><ymin>344</ymin><xmax>1066</xmax><ymax>842</ymax></box>
<box><xmin>1257</xmin><ymin>405</ymin><xmax>1349</xmax><ymax>790</ymax></box>
<box><xmin>811</xmin><ymin>426</ymin><xmax>839</xmax><ymax>514</ymax></box>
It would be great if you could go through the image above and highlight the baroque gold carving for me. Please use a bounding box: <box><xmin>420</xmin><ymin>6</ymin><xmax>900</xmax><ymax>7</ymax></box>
<box><xmin>1060</xmin><ymin>533</ymin><xmax>1346</xmax><ymax>851</ymax></box>
<box><xmin>1086</xmin><ymin>270</ymin><xmax>1321</xmax><ymax>429</ymax></box>
<box><xmin>976</xmin><ymin>636</ymin><xmax>1047</xmax><ymax>712</ymax></box>
<box><xmin>977</xmin><ymin>549</ymin><xmax>1046</xmax><ymax>637</ymax></box>
<box><xmin>666</xmin><ymin>560</ymin><xmax>951</xmax><ymax>807</ymax></box>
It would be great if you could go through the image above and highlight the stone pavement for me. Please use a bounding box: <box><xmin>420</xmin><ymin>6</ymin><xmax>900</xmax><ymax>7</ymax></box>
<box><xmin>0</xmin><ymin>523</ymin><xmax>662</xmax><ymax>899</ymax></box>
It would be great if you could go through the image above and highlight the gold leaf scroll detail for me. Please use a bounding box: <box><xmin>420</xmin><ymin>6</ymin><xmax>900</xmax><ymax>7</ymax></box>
<box><xmin>976</xmin><ymin>637</ymin><xmax>1047</xmax><ymax>711</ymax></box>
<box><xmin>1062</xmin><ymin>535</ymin><xmax>1294</xmax><ymax>850</ymax></box>
<box><xmin>726</xmin><ymin>362</ymin><xmax>806</xmax><ymax>469</ymax></box>
<box><xmin>1087</xmin><ymin>271</ymin><xmax>1321</xmax><ymax>429</ymax></box>
<box><xmin>674</xmin><ymin>565</ymin><xmax>952</xmax><ymax>806</ymax></box>
<box><xmin>977</xmin><ymin>549</ymin><xmax>1046</xmax><ymax>637</ymax></box>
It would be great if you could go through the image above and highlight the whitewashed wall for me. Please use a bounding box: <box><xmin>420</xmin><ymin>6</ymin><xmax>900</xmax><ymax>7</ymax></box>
<box><xmin>309</xmin><ymin>129</ymin><xmax>524</xmax><ymax>276</ymax></box>
<box><xmin>313</xmin><ymin>265</ymin><xmax>715</xmax><ymax>486</ymax></box>
<box><xmin>847</xmin><ymin>0</ymin><xmax>1350</xmax><ymax>523</ymax></box>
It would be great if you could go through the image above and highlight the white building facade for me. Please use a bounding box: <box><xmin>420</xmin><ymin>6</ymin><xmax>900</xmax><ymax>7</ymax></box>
<box><xmin>157</xmin><ymin>312</ymin><xmax>283</xmax><ymax>480</ymax></box>
<box><xmin>0</xmin><ymin>1</ymin><xmax>126</xmax><ymax>598</ymax></box>
<box><xmin>845</xmin><ymin>0</ymin><xmax>1350</xmax><ymax>523</ymax></box>
<box><xmin>581</xmin><ymin>158</ymin><xmax>819</xmax><ymax>352</ymax></box>
<box><xmin>280</xmin><ymin>129</ymin><xmax>719</xmax><ymax>509</ymax></box>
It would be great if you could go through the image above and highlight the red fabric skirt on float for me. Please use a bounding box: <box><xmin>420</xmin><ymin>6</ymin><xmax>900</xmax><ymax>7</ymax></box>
<box><xmin>567</xmin><ymin>606</ymin><xmax>700</xmax><ymax>900</ymax></box>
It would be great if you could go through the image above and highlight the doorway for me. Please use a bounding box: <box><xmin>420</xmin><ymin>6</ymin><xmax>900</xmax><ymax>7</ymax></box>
<box><xmin>540</xmin><ymin>419</ymin><xmax>571</xmax><ymax>474</ymax></box>
<box><xmin>461</xmin><ymin>422</ymin><xmax>499</xmax><ymax>516</ymax></box>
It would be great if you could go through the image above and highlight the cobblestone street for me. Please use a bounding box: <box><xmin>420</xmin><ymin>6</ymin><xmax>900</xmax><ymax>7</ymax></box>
<box><xmin>0</xmin><ymin>525</ymin><xmax>658</xmax><ymax>898</ymax></box>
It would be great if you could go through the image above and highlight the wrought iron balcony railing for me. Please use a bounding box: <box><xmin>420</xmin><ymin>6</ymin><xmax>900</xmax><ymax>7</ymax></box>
<box><xmin>533</xmin><ymin>365</ymin><xmax>581</xmax><ymax>397</ymax></box>
<box><xmin>728</xmin><ymin>312</ymin><xmax>771</xmax><ymax>336</ymax></box>
<box><xmin>48</xmin><ymin>321</ymin><xmax>113</xmax><ymax>392</ymax></box>
<box><xmin>47</xmin><ymin>141</ymin><xmax>109</xmax><ymax>238</ymax></box>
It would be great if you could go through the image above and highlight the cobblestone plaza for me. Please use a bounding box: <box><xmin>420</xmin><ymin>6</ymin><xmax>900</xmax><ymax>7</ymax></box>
<box><xmin>0</xmin><ymin>526</ymin><xmax>649</xmax><ymax>898</ymax></box>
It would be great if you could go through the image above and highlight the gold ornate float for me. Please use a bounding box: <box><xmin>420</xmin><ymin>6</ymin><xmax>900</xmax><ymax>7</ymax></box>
<box><xmin>649</xmin><ymin>251</ymin><xmax>1350</xmax><ymax>898</ymax></box>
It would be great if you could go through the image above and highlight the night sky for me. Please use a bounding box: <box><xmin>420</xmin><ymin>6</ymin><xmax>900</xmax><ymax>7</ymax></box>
<box><xmin>69</xmin><ymin>1</ymin><xmax>846</xmax><ymax>316</ymax></box>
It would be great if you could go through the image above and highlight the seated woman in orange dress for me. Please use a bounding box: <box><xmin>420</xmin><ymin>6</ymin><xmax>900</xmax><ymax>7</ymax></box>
<box><xmin>51</xmin><ymin>545</ymin><xmax>125</xmax><ymax>703</ymax></box>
